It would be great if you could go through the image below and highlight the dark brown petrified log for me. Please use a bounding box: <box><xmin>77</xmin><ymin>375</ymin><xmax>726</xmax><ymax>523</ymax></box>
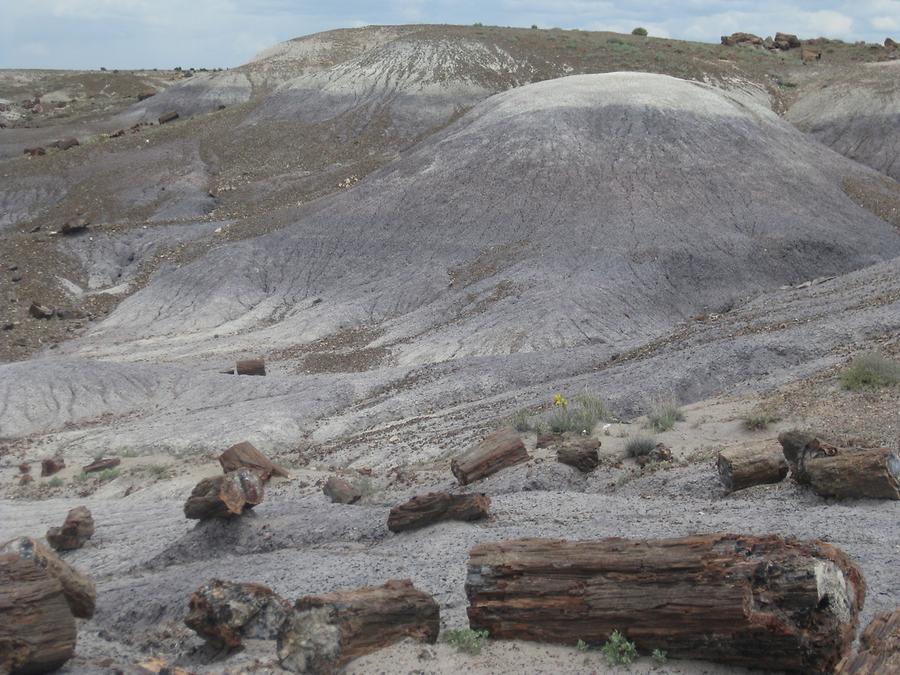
<box><xmin>0</xmin><ymin>537</ymin><xmax>96</xmax><ymax>620</ymax></box>
<box><xmin>804</xmin><ymin>447</ymin><xmax>900</xmax><ymax>500</ymax></box>
<box><xmin>465</xmin><ymin>534</ymin><xmax>864</xmax><ymax>673</ymax></box>
<box><xmin>0</xmin><ymin>551</ymin><xmax>76</xmax><ymax>675</ymax></box>
<box><xmin>556</xmin><ymin>446</ymin><xmax>600</xmax><ymax>473</ymax></box>
<box><xmin>218</xmin><ymin>441</ymin><xmax>289</xmax><ymax>481</ymax></box>
<box><xmin>277</xmin><ymin>579</ymin><xmax>439</xmax><ymax>673</ymax></box>
<box><xmin>836</xmin><ymin>608</ymin><xmax>900</xmax><ymax>674</ymax></box>
<box><xmin>184</xmin><ymin>469</ymin><xmax>264</xmax><ymax>520</ymax></box>
<box><xmin>235</xmin><ymin>358</ymin><xmax>266</xmax><ymax>376</ymax></box>
<box><xmin>716</xmin><ymin>446</ymin><xmax>788</xmax><ymax>493</ymax></box>
<box><xmin>450</xmin><ymin>429</ymin><xmax>528</xmax><ymax>485</ymax></box>
<box><xmin>387</xmin><ymin>492</ymin><xmax>490</xmax><ymax>532</ymax></box>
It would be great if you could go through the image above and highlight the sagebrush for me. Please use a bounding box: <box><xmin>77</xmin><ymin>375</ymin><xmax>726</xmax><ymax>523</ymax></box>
<box><xmin>624</xmin><ymin>435</ymin><xmax>657</xmax><ymax>457</ymax></box>
<box><xmin>840</xmin><ymin>352</ymin><xmax>900</xmax><ymax>390</ymax></box>
<box><xmin>646</xmin><ymin>397</ymin><xmax>684</xmax><ymax>432</ymax></box>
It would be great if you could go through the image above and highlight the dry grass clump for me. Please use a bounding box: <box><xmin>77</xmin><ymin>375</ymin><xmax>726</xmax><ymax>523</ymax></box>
<box><xmin>840</xmin><ymin>352</ymin><xmax>900</xmax><ymax>390</ymax></box>
<box><xmin>646</xmin><ymin>397</ymin><xmax>684</xmax><ymax>432</ymax></box>
<box><xmin>624</xmin><ymin>435</ymin><xmax>657</xmax><ymax>457</ymax></box>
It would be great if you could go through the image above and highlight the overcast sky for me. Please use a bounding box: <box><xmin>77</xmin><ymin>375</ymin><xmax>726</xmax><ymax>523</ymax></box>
<box><xmin>1</xmin><ymin>1</ymin><xmax>898</xmax><ymax>70</ymax></box>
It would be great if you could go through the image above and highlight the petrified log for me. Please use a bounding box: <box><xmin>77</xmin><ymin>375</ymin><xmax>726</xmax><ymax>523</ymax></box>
<box><xmin>235</xmin><ymin>358</ymin><xmax>266</xmax><ymax>376</ymax></box>
<box><xmin>322</xmin><ymin>477</ymin><xmax>361</xmax><ymax>504</ymax></box>
<box><xmin>805</xmin><ymin>447</ymin><xmax>900</xmax><ymax>500</ymax></box>
<box><xmin>46</xmin><ymin>506</ymin><xmax>94</xmax><ymax>552</ymax></box>
<box><xmin>387</xmin><ymin>492</ymin><xmax>490</xmax><ymax>533</ymax></box>
<box><xmin>40</xmin><ymin>458</ymin><xmax>64</xmax><ymax>477</ymax></box>
<box><xmin>717</xmin><ymin>446</ymin><xmax>788</xmax><ymax>493</ymax></box>
<box><xmin>137</xmin><ymin>90</ymin><xmax>156</xmax><ymax>101</ymax></box>
<box><xmin>778</xmin><ymin>430</ymin><xmax>838</xmax><ymax>483</ymax></box>
<box><xmin>465</xmin><ymin>534</ymin><xmax>864</xmax><ymax>673</ymax></box>
<box><xmin>556</xmin><ymin>446</ymin><xmax>600</xmax><ymax>473</ymax></box>
<box><xmin>0</xmin><ymin>537</ymin><xmax>96</xmax><ymax>619</ymax></box>
<box><xmin>219</xmin><ymin>441</ymin><xmax>289</xmax><ymax>481</ymax></box>
<box><xmin>836</xmin><ymin>608</ymin><xmax>900</xmax><ymax>674</ymax></box>
<box><xmin>277</xmin><ymin>579</ymin><xmax>439</xmax><ymax>674</ymax></box>
<box><xmin>451</xmin><ymin>429</ymin><xmax>528</xmax><ymax>485</ymax></box>
<box><xmin>184</xmin><ymin>469</ymin><xmax>264</xmax><ymax>520</ymax></box>
<box><xmin>0</xmin><ymin>551</ymin><xmax>76</xmax><ymax>674</ymax></box>
<box><xmin>158</xmin><ymin>111</ymin><xmax>179</xmax><ymax>124</ymax></box>
<box><xmin>535</xmin><ymin>432</ymin><xmax>563</xmax><ymax>448</ymax></box>
<box><xmin>82</xmin><ymin>457</ymin><xmax>120</xmax><ymax>473</ymax></box>
<box><xmin>28</xmin><ymin>303</ymin><xmax>54</xmax><ymax>319</ymax></box>
<box><xmin>185</xmin><ymin>579</ymin><xmax>291</xmax><ymax>650</ymax></box>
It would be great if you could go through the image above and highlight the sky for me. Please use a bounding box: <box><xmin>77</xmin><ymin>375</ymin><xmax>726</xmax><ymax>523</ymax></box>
<box><xmin>1</xmin><ymin>1</ymin><xmax>898</xmax><ymax>70</ymax></box>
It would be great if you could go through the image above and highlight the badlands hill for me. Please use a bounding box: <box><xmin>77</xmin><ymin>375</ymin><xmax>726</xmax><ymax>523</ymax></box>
<box><xmin>1</xmin><ymin>23</ymin><xmax>899</xmax><ymax>675</ymax></box>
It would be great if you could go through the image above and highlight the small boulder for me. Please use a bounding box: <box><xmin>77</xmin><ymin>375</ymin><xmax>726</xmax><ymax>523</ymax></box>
<box><xmin>184</xmin><ymin>470</ymin><xmax>264</xmax><ymax>520</ymax></box>
<box><xmin>60</xmin><ymin>217</ymin><xmax>89</xmax><ymax>235</ymax></box>
<box><xmin>29</xmin><ymin>302</ymin><xmax>55</xmax><ymax>319</ymax></box>
<box><xmin>323</xmin><ymin>476</ymin><xmax>362</xmax><ymax>504</ymax></box>
<box><xmin>46</xmin><ymin>506</ymin><xmax>95</xmax><ymax>551</ymax></box>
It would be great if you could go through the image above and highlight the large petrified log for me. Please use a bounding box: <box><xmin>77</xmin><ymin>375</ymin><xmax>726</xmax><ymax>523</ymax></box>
<box><xmin>0</xmin><ymin>551</ymin><xmax>76</xmax><ymax>674</ymax></box>
<box><xmin>804</xmin><ymin>447</ymin><xmax>900</xmax><ymax>500</ymax></box>
<box><xmin>185</xmin><ymin>579</ymin><xmax>291</xmax><ymax>650</ymax></box>
<box><xmin>219</xmin><ymin>441</ymin><xmax>289</xmax><ymax>481</ymax></box>
<box><xmin>778</xmin><ymin>430</ymin><xmax>837</xmax><ymax>483</ymax></box>
<box><xmin>184</xmin><ymin>469</ymin><xmax>264</xmax><ymax>520</ymax></box>
<box><xmin>277</xmin><ymin>579</ymin><xmax>439</xmax><ymax>674</ymax></box>
<box><xmin>716</xmin><ymin>446</ymin><xmax>788</xmax><ymax>493</ymax></box>
<box><xmin>322</xmin><ymin>477</ymin><xmax>361</xmax><ymax>505</ymax></box>
<box><xmin>0</xmin><ymin>538</ymin><xmax>96</xmax><ymax>620</ymax></box>
<box><xmin>836</xmin><ymin>608</ymin><xmax>900</xmax><ymax>674</ymax></box>
<box><xmin>387</xmin><ymin>492</ymin><xmax>490</xmax><ymax>532</ymax></box>
<box><xmin>46</xmin><ymin>506</ymin><xmax>94</xmax><ymax>551</ymax></box>
<box><xmin>556</xmin><ymin>445</ymin><xmax>600</xmax><ymax>473</ymax></box>
<box><xmin>81</xmin><ymin>457</ymin><xmax>121</xmax><ymax>473</ymax></box>
<box><xmin>465</xmin><ymin>534</ymin><xmax>864</xmax><ymax>673</ymax></box>
<box><xmin>450</xmin><ymin>428</ymin><xmax>528</xmax><ymax>485</ymax></box>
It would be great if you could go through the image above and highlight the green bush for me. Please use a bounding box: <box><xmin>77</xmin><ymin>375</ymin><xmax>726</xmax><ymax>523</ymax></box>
<box><xmin>444</xmin><ymin>628</ymin><xmax>489</xmax><ymax>654</ymax></box>
<box><xmin>646</xmin><ymin>397</ymin><xmax>684</xmax><ymax>432</ymax></box>
<box><xmin>601</xmin><ymin>630</ymin><xmax>637</xmax><ymax>666</ymax></box>
<box><xmin>47</xmin><ymin>476</ymin><xmax>64</xmax><ymax>488</ymax></box>
<box><xmin>742</xmin><ymin>409</ymin><xmax>781</xmax><ymax>431</ymax></box>
<box><xmin>97</xmin><ymin>469</ymin><xmax>120</xmax><ymax>482</ymax></box>
<box><xmin>840</xmin><ymin>353</ymin><xmax>900</xmax><ymax>390</ymax></box>
<box><xmin>507</xmin><ymin>409</ymin><xmax>533</xmax><ymax>433</ymax></box>
<box><xmin>531</xmin><ymin>24</ymin><xmax>539</xmax><ymax>30</ymax></box>
<box><xmin>632</xmin><ymin>27</ymin><xmax>649</xmax><ymax>36</ymax></box>
<box><xmin>625</xmin><ymin>435</ymin><xmax>657</xmax><ymax>457</ymax></box>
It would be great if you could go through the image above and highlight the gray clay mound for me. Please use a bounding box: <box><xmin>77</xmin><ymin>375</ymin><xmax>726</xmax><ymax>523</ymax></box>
<box><xmin>80</xmin><ymin>73</ymin><xmax>900</xmax><ymax>365</ymax></box>
<box><xmin>787</xmin><ymin>61</ymin><xmax>900</xmax><ymax>180</ymax></box>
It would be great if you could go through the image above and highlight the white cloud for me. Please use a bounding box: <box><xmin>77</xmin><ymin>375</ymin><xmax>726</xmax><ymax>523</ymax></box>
<box><xmin>871</xmin><ymin>16</ymin><xmax>898</xmax><ymax>30</ymax></box>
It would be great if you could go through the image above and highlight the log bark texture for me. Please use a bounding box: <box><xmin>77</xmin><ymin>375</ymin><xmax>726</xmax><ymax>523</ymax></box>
<box><xmin>219</xmin><ymin>441</ymin><xmax>289</xmax><ymax>481</ymax></box>
<box><xmin>46</xmin><ymin>506</ymin><xmax>94</xmax><ymax>551</ymax></box>
<box><xmin>322</xmin><ymin>477</ymin><xmax>361</xmax><ymax>504</ymax></box>
<box><xmin>451</xmin><ymin>429</ymin><xmax>528</xmax><ymax>485</ymax></box>
<box><xmin>805</xmin><ymin>447</ymin><xmax>900</xmax><ymax>500</ymax></box>
<box><xmin>185</xmin><ymin>579</ymin><xmax>291</xmax><ymax>649</ymax></box>
<box><xmin>778</xmin><ymin>430</ymin><xmax>836</xmax><ymax>483</ymax></box>
<box><xmin>717</xmin><ymin>447</ymin><xmax>788</xmax><ymax>493</ymax></box>
<box><xmin>184</xmin><ymin>470</ymin><xmax>264</xmax><ymax>520</ymax></box>
<box><xmin>465</xmin><ymin>534</ymin><xmax>865</xmax><ymax>673</ymax></box>
<box><xmin>277</xmin><ymin>579</ymin><xmax>439</xmax><ymax>674</ymax></box>
<box><xmin>387</xmin><ymin>492</ymin><xmax>490</xmax><ymax>532</ymax></box>
<box><xmin>836</xmin><ymin>609</ymin><xmax>900</xmax><ymax>675</ymax></box>
<box><xmin>556</xmin><ymin>446</ymin><xmax>600</xmax><ymax>473</ymax></box>
<box><xmin>236</xmin><ymin>358</ymin><xmax>266</xmax><ymax>376</ymax></box>
<box><xmin>0</xmin><ymin>553</ymin><xmax>76</xmax><ymax>675</ymax></box>
<box><xmin>0</xmin><ymin>538</ymin><xmax>95</xmax><ymax>620</ymax></box>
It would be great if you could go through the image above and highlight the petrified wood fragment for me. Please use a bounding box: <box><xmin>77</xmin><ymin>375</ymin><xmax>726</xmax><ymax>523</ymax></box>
<box><xmin>836</xmin><ymin>608</ymin><xmax>900</xmax><ymax>674</ymax></box>
<box><xmin>184</xmin><ymin>469</ymin><xmax>264</xmax><ymax>520</ymax></box>
<box><xmin>322</xmin><ymin>477</ymin><xmax>361</xmax><ymax>504</ymax></box>
<box><xmin>277</xmin><ymin>579</ymin><xmax>439</xmax><ymax>674</ymax></box>
<box><xmin>716</xmin><ymin>446</ymin><xmax>788</xmax><ymax>493</ymax></box>
<box><xmin>805</xmin><ymin>447</ymin><xmax>900</xmax><ymax>500</ymax></box>
<box><xmin>219</xmin><ymin>441</ymin><xmax>289</xmax><ymax>481</ymax></box>
<box><xmin>387</xmin><ymin>492</ymin><xmax>490</xmax><ymax>532</ymax></box>
<box><xmin>46</xmin><ymin>506</ymin><xmax>94</xmax><ymax>551</ymax></box>
<box><xmin>465</xmin><ymin>534</ymin><xmax>864</xmax><ymax>673</ymax></box>
<box><xmin>451</xmin><ymin>429</ymin><xmax>528</xmax><ymax>485</ymax></box>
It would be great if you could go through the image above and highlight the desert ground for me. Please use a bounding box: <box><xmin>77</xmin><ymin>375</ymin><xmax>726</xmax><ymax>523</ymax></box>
<box><xmin>1</xmin><ymin>24</ymin><xmax>899</xmax><ymax>674</ymax></box>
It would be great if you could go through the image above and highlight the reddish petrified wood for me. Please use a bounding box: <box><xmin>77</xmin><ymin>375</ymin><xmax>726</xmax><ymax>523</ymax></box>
<box><xmin>46</xmin><ymin>506</ymin><xmax>95</xmax><ymax>551</ymax></box>
<box><xmin>778</xmin><ymin>430</ymin><xmax>837</xmax><ymax>483</ymax></box>
<box><xmin>836</xmin><ymin>608</ymin><xmax>900</xmax><ymax>674</ymax></box>
<box><xmin>0</xmin><ymin>552</ymin><xmax>76</xmax><ymax>674</ymax></box>
<box><xmin>556</xmin><ymin>446</ymin><xmax>600</xmax><ymax>473</ymax></box>
<box><xmin>1</xmin><ymin>537</ymin><xmax>96</xmax><ymax>620</ymax></box>
<box><xmin>185</xmin><ymin>579</ymin><xmax>291</xmax><ymax>650</ymax></box>
<box><xmin>465</xmin><ymin>534</ymin><xmax>865</xmax><ymax>673</ymax></box>
<box><xmin>535</xmin><ymin>432</ymin><xmax>563</xmax><ymax>448</ymax></box>
<box><xmin>218</xmin><ymin>441</ymin><xmax>289</xmax><ymax>481</ymax></box>
<box><xmin>717</xmin><ymin>446</ymin><xmax>788</xmax><ymax>493</ymax></box>
<box><xmin>236</xmin><ymin>358</ymin><xmax>266</xmax><ymax>376</ymax></box>
<box><xmin>451</xmin><ymin>429</ymin><xmax>528</xmax><ymax>485</ymax></box>
<box><xmin>184</xmin><ymin>469</ymin><xmax>264</xmax><ymax>520</ymax></box>
<box><xmin>322</xmin><ymin>477</ymin><xmax>361</xmax><ymax>504</ymax></box>
<box><xmin>82</xmin><ymin>457</ymin><xmax>121</xmax><ymax>473</ymax></box>
<box><xmin>387</xmin><ymin>492</ymin><xmax>490</xmax><ymax>532</ymax></box>
<box><xmin>277</xmin><ymin>579</ymin><xmax>439</xmax><ymax>674</ymax></box>
<box><xmin>40</xmin><ymin>458</ymin><xmax>65</xmax><ymax>477</ymax></box>
<box><xmin>158</xmin><ymin>111</ymin><xmax>179</xmax><ymax>124</ymax></box>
